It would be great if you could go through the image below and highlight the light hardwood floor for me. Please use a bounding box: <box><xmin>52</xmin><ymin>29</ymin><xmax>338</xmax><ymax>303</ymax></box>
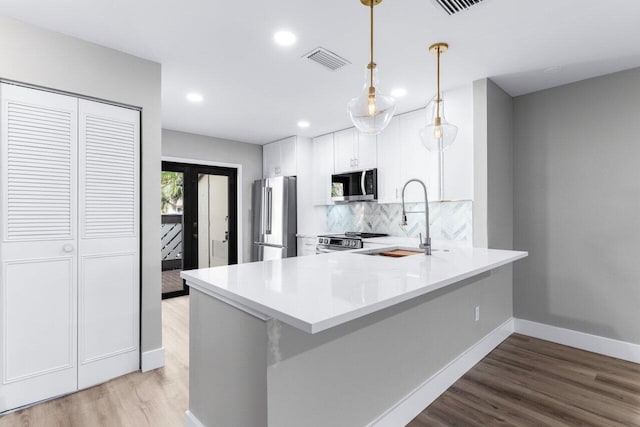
<box><xmin>3</xmin><ymin>301</ymin><xmax>639</xmax><ymax>426</ymax></box>
<box><xmin>0</xmin><ymin>296</ymin><xmax>189</xmax><ymax>427</ymax></box>
<box><xmin>408</xmin><ymin>333</ymin><xmax>640</xmax><ymax>427</ymax></box>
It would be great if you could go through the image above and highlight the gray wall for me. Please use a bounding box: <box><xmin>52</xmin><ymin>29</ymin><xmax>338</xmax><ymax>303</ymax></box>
<box><xmin>473</xmin><ymin>79</ymin><xmax>514</xmax><ymax>250</ymax></box>
<box><xmin>0</xmin><ymin>17</ymin><xmax>163</xmax><ymax>354</ymax></box>
<box><xmin>513</xmin><ymin>67</ymin><xmax>640</xmax><ymax>344</ymax></box>
<box><xmin>162</xmin><ymin>129</ymin><xmax>263</xmax><ymax>263</ymax></box>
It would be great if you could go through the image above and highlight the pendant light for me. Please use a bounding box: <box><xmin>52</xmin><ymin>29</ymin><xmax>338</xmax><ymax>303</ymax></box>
<box><xmin>420</xmin><ymin>43</ymin><xmax>458</xmax><ymax>152</ymax></box>
<box><xmin>347</xmin><ymin>0</ymin><xmax>396</xmax><ymax>135</ymax></box>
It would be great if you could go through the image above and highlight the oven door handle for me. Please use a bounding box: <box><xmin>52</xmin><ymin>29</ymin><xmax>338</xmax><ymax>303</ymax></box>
<box><xmin>316</xmin><ymin>247</ymin><xmax>334</xmax><ymax>254</ymax></box>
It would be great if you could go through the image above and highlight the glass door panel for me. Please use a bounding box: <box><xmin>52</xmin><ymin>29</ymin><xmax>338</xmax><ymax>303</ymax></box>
<box><xmin>198</xmin><ymin>174</ymin><xmax>230</xmax><ymax>268</ymax></box>
<box><xmin>161</xmin><ymin>169</ymin><xmax>186</xmax><ymax>298</ymax></box>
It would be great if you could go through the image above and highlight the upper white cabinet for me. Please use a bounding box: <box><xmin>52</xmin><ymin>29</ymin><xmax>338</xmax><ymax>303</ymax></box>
<box><xmin>312</xmin><ymin>133</ymin><xmax>334</xmax><ymax>205</ymax></box>
<box><xmin>399</xmin><ymin>109</ymin><xmax>440</xmax><ymax>203</ymax></box>
<box><xmin>376</xmin><ymin>116</ymin><xmax>403</xmax><ymax>203</ymax></box>
<box><xmin>334</xmin><ymin>128</ymin><xmax>377</xmax><ymax>173</ymax></box>
<box><xmin>440</xmin><ymin>85</ymin><xmax>474</xmax><ymax>201</ymax></box>
<box><xmin>263</xmin><ymin>136</ymin><xmax>297</xmax><ymax>178</ymax></box>
<box><xmin>334</xmin><ymin>128</ymin><xmax>356</xmax><ymax>173</ymax></box>
<box><xmin>357</xmin><ymin>133</ymin><xmax>377</xmax><ymax>171</ymax></box>
<box><xmin>307</xmin><ymin>84</ymin><xmax>473</xmax><ymax>205</ymax></box>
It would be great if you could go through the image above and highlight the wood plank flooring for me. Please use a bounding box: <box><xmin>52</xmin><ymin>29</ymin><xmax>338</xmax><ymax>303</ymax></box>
<box><xmin>162</xmin><ymin>269</ymin><xmax>184</xmax><ymax>294</ymax></box>
<box><xmin>408</xmin><ymin>333</ymin><xmax>640</xmax><ymax>427</ymax></box>
<box><xmin>2</xmin><ymin>300</ymin><xmax>639</xmax><ymax>426</ymax></box>
<box><xmin>0</xmin><ymin>296</ymin><xmax>189</xmax><ymax>427</ymax></box>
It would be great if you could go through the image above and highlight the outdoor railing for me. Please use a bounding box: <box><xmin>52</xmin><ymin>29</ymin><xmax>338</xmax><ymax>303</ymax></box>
<box><xmin>161</xmin><ymin>214</ymin><xmax>183</xmax><ymax>271</ymax></box>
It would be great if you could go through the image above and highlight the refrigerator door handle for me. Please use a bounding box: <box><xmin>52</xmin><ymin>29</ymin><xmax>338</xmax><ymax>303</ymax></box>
<box><xmin>361</xmin><ymin>171</ymin><xmax>366</xmax><ymax>196</ymax></box>
<box><xmin>253</xmin><ymin>242</ymin><xmax>286</xmax><ymax>249</ymax></box>
<box><xmin>260</xmin><ymin>185</ymin><xmax>267</xmax><ymax>236</ymax></box>
<box><xmin>266</xmin><ymin>186</ymin><xmax>273</xmax><ymax>235</ymax></box>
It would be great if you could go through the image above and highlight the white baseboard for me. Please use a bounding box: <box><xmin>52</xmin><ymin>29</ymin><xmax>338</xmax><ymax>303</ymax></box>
<box><xmin>185</xmin><ymin>410</ymin><xmax>206</xmax><ymax>427</ymax></box>
<box><xmin>141</xmin><ymin>347</ymin><xmax>165</xmax><ymax>372</ymax></box>
<box><xmin>369</xmin><ymin>318</ymin><xmax>515</xmax><ymax>427</ymax></box>
<box><xmin>514</xmin><ymin>318</ymin><xmax>640</xmax><ymax>364</ymax></box>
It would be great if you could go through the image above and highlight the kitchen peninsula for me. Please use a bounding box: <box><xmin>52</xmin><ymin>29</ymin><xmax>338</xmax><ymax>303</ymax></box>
<box><xmin>182</xmin><ymin>242</ymin><xmax>527</xmax><ymax>427</ymax></box>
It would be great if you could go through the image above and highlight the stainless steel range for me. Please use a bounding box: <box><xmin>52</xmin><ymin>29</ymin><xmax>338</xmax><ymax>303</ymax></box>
<box><xmin>316</xmin><ymin>232</ymin><xmax>388</xmax><ymax>254</ymax></box>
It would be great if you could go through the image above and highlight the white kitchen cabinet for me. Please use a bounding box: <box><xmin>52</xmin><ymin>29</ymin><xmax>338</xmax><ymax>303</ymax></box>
<box><xmin>356</xmin><ymin>132</ymin><xmax>377</xmax><ymax>171</ymax></box>
<box><xmin>399</xmin><ymin>109</ymin><xmax>440</xmax><ymax>203</ymax></box>
<box><xmin>279</xmin><ymin>136</ymin><xmax>297</xmax><ymax>176</ymax></box>
<box><xmin>376</xmin><ymin>116</ymin><xmax>403</xmax><ymax>203</ymax></box>
<box><xmin>263</xmin><ymin>136</ymin><xmax>297</xmax><ymax>178</ymax></box>
<box><xmin>333</xmin><ymin>128</ymin><xmax>356</xmax><ymax>173</ymax></box>
<box><xmin>334</xmin><ymin>127</ymin><xmax>377</xmax><ymax>173</ymax></box>
<box><xmin>263</xmin><ymin>142</ymin><xmax>280</xmax><ymax>177</ymax></box>
<box><xmin>312</xmin><ymin>133</ymin><xmax>334</xmax><ymax>205</ymax></box>
<box><xmin>0</xmin><ymin>83</ymin><xmax>140</xmax><ymax>412</ymax></box>
<box><xmin>440</xmin><ymin>85</ymin><xmax>474</xmax><ymax>201</ymax></box>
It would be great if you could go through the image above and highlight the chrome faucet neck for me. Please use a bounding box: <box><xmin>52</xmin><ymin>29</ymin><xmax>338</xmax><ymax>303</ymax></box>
<box><xmin>400</xmin><ymin>179</ymin><xmax>431</xmax><ymax>255</ymax></box>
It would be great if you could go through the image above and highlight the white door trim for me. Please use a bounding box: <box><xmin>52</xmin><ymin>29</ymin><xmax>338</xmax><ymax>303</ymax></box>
<box><xmin>161</xmin><ymin>156</ymin><xmax>243</xmax><ymax>264</ymax></box>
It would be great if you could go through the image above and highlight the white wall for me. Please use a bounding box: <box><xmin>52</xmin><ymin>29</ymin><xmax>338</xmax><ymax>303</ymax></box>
<box><xmin>0</xmin><ymin>16</ymin><xmax>163</xmax><ymax>355</ymax></box>
<box><xmin>513</xmin><ymin>67</ymin><xmax>640</xmax><ymax>344</ymax></box>
<box><xmin>162</xmin><ymin>129</ymin><xmax>263</xmax><ymax>263</ymax></box>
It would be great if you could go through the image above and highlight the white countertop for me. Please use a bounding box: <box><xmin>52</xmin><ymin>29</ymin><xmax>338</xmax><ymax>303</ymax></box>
<box><xmin>182</xmin><ymin>245</ymin><xmax>527</xmax><ymax>334</ymax></box>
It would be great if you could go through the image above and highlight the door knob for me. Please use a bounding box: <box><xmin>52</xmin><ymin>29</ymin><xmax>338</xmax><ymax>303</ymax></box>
<box><xmin>62</xmin><ymin>244</ymin><xmax>74</xmax><ymax>253</ymax></box>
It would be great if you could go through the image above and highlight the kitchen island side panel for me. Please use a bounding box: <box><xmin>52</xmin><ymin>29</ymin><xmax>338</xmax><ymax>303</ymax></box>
<box><xmin>267</xmin><ymin>266</ymin><xmax>513</xmax><ymax>427</ymax></box>
<box><xmin>189</xmin><ymin>289</ymin><xmax>268</xmax><ymax>427</ymax></box>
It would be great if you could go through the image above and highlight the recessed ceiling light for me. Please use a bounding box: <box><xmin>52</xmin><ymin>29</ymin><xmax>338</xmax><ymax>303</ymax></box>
<box><xmin>391</xmin><ymin>88</ymin><xmax>407</xmax><ymax>98</ymax></box>
<box><xmin>297</xmin><ymin>120</ymin><xmax>310</xmax><ymax>129</ymax></box>
<box><xmin>274</xmin><ymin>30</ymin><xmax>297</xmax><ymax>46</ymax></box>
<box><xmin>186</xmin><ymin>93</ymin><xmax>203</xmax><ymax>103</ymax></box>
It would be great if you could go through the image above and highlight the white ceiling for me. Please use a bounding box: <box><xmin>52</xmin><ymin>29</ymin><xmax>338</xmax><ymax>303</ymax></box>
<box><xmin>1</xmin><ymin>0</ymin><xmax>640</xmax><ymax>144</ymax></box>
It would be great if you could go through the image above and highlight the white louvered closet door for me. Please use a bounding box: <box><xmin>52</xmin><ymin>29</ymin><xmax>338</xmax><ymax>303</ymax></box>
<box><xmin>0</xmin><ymin>83</ymin><xmax>79</xmax><ymax>411</ymax></box>
<box><xmin>77</xmin><ymin>99</ymin><xmax>140</xmax><ymax>389</ymax></box>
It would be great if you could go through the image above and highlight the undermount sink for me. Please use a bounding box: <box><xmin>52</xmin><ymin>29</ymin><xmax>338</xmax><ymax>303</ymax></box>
<box><xmin>358</xmin><ymin>247</ymin><xmax>451</xmax><ymax>257</ymax></box>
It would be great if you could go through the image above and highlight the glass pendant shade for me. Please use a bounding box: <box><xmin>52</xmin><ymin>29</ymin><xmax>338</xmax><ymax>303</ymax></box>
<box><xmin>420</xmin><ymin>97</ymin><xmax>458</xmax><ymax>152</ymax></box>
<box><xmin>347</xmin><ymin>65</ymin><xmax>396</xmax><ymax>135</ymax></box>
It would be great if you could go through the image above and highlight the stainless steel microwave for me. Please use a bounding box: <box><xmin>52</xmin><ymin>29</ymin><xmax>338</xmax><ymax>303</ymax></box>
<box><xmin>331</xmin><ymin>169</ymin><xmax>377</xmax><ymax>203</ymax></box>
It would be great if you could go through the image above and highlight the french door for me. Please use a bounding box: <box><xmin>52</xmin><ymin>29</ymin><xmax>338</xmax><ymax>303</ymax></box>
<box><xmin>161</xmin><ymin>162</ymin><xmax>238</xmax><ymax>299</ymax></box>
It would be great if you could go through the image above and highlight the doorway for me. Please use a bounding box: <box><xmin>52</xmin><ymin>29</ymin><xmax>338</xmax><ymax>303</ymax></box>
<box><xmin>161</xmin><ymin>161</ymin><xmax>238</xmax><ymax>299</ymax></box>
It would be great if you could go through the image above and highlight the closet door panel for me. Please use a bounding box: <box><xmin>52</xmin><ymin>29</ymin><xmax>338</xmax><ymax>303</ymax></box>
<box><xmin>4</xmin><ymin>258</ymin><xmax>74</xmax><ymax>380</ymax></box>
<box><xmin>78</xmin><ymin>99</ymin><xmax>140</xmax><ymax>389</ymax></box>
<box><xmin>0</xmin><ymin>83</ymin><xmax>78</xmax><ymax>412</ymax></box>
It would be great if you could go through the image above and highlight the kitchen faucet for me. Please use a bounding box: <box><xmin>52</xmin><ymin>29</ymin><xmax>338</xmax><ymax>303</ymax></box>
<box><xmin>400</xmin><ymin>179</ymin><xmax>432</xmax><ymax>255</ymax></box>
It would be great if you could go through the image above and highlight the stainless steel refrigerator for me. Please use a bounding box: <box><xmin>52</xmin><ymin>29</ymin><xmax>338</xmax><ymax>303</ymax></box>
<box><xmin>252</xmin><ymin>176</ymin><xmax>297</xmax><ymax>261</ymax></box>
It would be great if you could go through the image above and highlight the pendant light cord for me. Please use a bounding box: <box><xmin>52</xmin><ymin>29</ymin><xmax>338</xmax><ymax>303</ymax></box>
<box><xmin>369</xmin><ymin>1</ymin><xmax>374</xmax><ymax>89</ymax></box>
<box><xmin>436</xmin><ymin>46</ymin><xmax>441</xmax><ymax>119</ymax></box>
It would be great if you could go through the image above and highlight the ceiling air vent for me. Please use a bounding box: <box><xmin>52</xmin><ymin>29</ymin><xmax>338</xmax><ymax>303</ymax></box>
<box><xmin>303</xmin><ymin>47</ymin><xmax>351</xmax><ymax>71</ymax></box>
<box><xmin>432</xmin><ymin>0</ymin><xmax>485</xmax><ymax>15</ymax></box>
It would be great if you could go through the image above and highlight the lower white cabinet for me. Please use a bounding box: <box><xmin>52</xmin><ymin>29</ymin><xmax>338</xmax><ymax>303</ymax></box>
<box><xmin>297</xmin><ymin>236</ymin><xmax>317</xmax><ymax>256</ymax></box>
<box><xmin>0</xmin><ymin>83</ymin><xmax>140</xmax><ymax>411</ymax></box>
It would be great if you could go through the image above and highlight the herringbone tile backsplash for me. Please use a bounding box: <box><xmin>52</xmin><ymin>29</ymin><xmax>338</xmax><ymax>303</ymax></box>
<box><xmin>326</xmin><ymin>201</ymin><xmax>472</xmax><ymax>241</ymax></box>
